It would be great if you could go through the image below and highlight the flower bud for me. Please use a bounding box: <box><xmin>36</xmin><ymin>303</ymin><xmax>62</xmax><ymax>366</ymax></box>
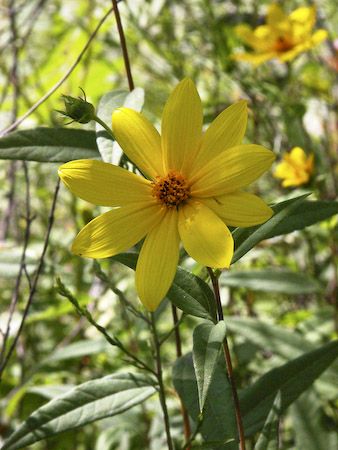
<box><xmin>58</xmin><ymin>91</ymin><xmax>95</xmax><ymax>124</ymax></box>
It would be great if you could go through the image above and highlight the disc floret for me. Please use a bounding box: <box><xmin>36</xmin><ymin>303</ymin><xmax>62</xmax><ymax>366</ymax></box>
<box><xmin>152</xmin><ymin>171</ymin><xmax>190</xmax><ymax>208</ymax></box>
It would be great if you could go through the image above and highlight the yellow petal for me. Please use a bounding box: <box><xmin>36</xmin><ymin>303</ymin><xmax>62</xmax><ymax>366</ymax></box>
<box><xmin>72</xmin><ymin>203</ymin><xmax>164</xmax><ymax>258</ymax></box>
<box><xmin>161</xmin><ymin>78</ymin><xmax>203</xmax><ymax>174</ymax></box>
<box><xmin>192</xmin><ymin>100</ymin><xmax>248</xmax><ymax>173</ymax></box>
<box><xmin>58</xmin><ymin>159</ymin><xmax>153</xmax><ymax>206</ymax></box>
<box><xmin>178</xmin><ymin>201</ymin><xmax>233</xmax><ymax>268</ymax></box>
<box><xmin>289</xmin><ymin>6</ymin><xmax>315</xmax><ymax>29</ymax></box>
<box><xmin>310</xmin><ymin>29</ymin><xmax>328</xmax><ymax>46</ymax></box>
<box><xmin>235</xmin><ymin>24</ymin><xmax>254</xmax><ymax>47</ymax></box>
<box><xmin>190</xmin><ymin>145</ymin><xmax>275</xmax><ymax>197</ymax></box>
<box><xmin>136</xmin><ymin>209</ymin><xmax>179</xmax><ymax>311</ymax></box>
<box><xmin>267</xmin><ymin>4</ymin><xmax>288</xmax><ymax>27</ymax></box>
<box><xmin>278</xmin><ymin>44</ymin><xmax>307</xmax><ymax>62</ymax></box>
<box><xmin>289</xmin><ymin>147</ymin><xmax>307</xmax><ymax>165</ymax></box>
<box><xmin>233</xmin><ymin>51</ymin><xmax>277</xmax><ymax>65</ymax></box>
<box><xmin>112</xmin><ymin>107</ymin><xmax>163</xmax><ymax>179</ymax></box>
<box><xmin>199</xmin><ymin>192</ymin><xmax>273</xmax><ymax>227</ymax></box>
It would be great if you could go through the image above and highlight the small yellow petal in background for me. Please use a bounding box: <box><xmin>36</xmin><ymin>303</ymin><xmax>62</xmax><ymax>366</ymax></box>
<box><xmin>289</xmin><ymin>6</ymin><xmax>315</xmax><ymax>30</ymax></box>
<box><xmin>311</xmin><ymin>29</ymin><xmax>328</xmax><ymax>46</ymax></box>
<box><xmin>267</xmin><ymin>4</ymin><xmax>288</xmax><ymax>28</ymax></box>
<box><xmin>72</xmin><ymin>203</ymin><xmax>164</xmax><ymax>258</ymax></box>
<box><xmin>288</xmin><ymin>147</ymin><xmax>308</xmax><ymax>165</ymax></box>
<box><xmin>200</xmin><ymin>192</ymin><xmax>273</xmax><ymax>227</ymax></box>
<box><xmin>192</xmin><ymin>100</ymin><xmax>247</xmax><ymax>172</ymax></box>
<box><xmin>161</xmin><ymin>78</ymin><xmax>203</xmax><ymax>174</ymax></box>
<box><xmin>191</xmin><ymin>145</ymin><xmax>275</xmax><ymax>197</ymax></box>
<box><xmin>235</xmin><ymin>24</ymin><xmax>254</xmax><ymax>46</ymax></box>
<box><xmin>58</xmin><ymin>159</ymin><xmax>153</xmax><ymax>206</ymax></box>
<box><xmin>112</xmin><ymin>107</ymin><xmax>163</xmax><ymax>179</ymax></box>
<box><xmin>178</xmin><ymin>201</ymin><xmax>233</xmax><ymax>268</ymax></box>
<box><xmin>136</xmin><ymin>209</ymin><xmax>179</xmax><ymax>311</ymax></box>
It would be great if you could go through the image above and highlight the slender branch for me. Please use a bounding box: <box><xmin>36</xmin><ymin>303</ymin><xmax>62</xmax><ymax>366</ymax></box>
<box><xmin>56</xmin><ymin>278</ymin><xmax>156</xmax><ymax>375</ymax></box>
<box><xmin>150</xmin><ymin>313</ymin><xmax>174</xmax><ymax>450</ymax></box>
<box><xmin>0</xmin><ymin>6</ymin><xmax>114</xmax><ymax>137</ymax></box>
<box><xmin>0</xmin><ymin>162</ymin><xmax>33</xmax><ymax>367</ymax></box>
<box><xmin>207</xmin><ymin>267</ymin><xmax>246</xmax><ymax>450</ymax></box>
<box><xmin>111</xmin><ymin>0</ymin><xmax>135</xmax><ymax>91</ymax></box>
<box><xmin>171</xmin><ymin>305</ymin><xmax>191</xmax><ymax>448</ymax></box>
<box><xmin>0</xmin><ymin>179</ymin><xmax>60</xmax><ymax>380</ymax></box>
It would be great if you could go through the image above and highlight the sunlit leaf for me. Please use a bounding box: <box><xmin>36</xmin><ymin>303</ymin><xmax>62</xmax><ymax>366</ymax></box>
<box><xmin>96</xmin><ymin>88</ymin><xmax>144</xmax><ymax>164</ymax></box>
<box><xmin>193</xmin><ymin>321</ymin><xmax>227</xmax><ymax>412</ymax></box>
<box><xmin>173</xmin><ymin>353</ymin><xmax>238</xmax><ymax>450</ymax></box>
<box><xmin>254</xmin><ymin>392</ymin><xmax>281</xmax><ymax>450</ymax></box>
<box><xmin>2</xmin><ymin>373</ymin><xmax>156</xmax><ymax>450</ymax></box>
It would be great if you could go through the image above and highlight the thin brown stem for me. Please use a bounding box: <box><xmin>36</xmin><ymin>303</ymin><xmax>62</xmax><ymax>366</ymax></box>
<box><xmin>171</xmin><ymin>305</ymin><xmax>191</xmax><ymax>448</ymax></box>
<box><xmin>0</xmin><ymin>7</ymin><xmax>114</xmax><ymax>136</ymax></box>
<box><xmin>207</xmin><ymin>267</ymin><xmax>246</xmax><ymax>450</ymax></box>
<box><xmin>0</xmin><ymin>162</ymin><xmax>33</xmax><ymax>367</ymax></box>
<box><xmin>111</xmin><ymin>0</ymin><xmax>134</xmax><ymax>91</ymax></box>
<box><xmin>0</xmin><ymin>179</ymin><xmax>60</xmax><ymax>380</ymax></box>
<box><xmin>151</xmin><ymin>313</ymin><xmax>174</xmax><ymax>450</ymax></box>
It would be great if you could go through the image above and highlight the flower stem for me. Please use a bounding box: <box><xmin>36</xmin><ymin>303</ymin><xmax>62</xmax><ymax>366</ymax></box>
<box><xmin>207</xmin><ymin>267</ymin><xmax>246</xmax><ymax>450</ymax></box>
<box><xmin>93</xmin><ymin>115</ymin><xmax>115</xmax><ymax>139</ymax></box>
<box><xmin>111</xmin><ymin>0</ymin><xmax>134</xmax><ymax>91</ymax></box>
<box><xmin>171</xmin><ymin>304</ymin><xmax>191</xmax><ymax>448</ymax></box>
<box><xmin>151</xmin><ymin>313</ymin><xmax>174</xmax><ymax>450</ymax></box>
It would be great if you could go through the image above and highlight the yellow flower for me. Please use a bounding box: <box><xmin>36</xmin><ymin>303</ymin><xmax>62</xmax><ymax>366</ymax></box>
<box><xmin>234</xmin><ymin>4</ymin><xmax>328</xmax><ymax>65</ymax></box>
<box><xmin>58</xmin><ymin>79</ymin><xmax>275</xmax><ymax>311</ymax></box>
<box><xmin>274</xmin><ymin>147</ymin><xmax>314</xmax><ymax>187</ymax></box>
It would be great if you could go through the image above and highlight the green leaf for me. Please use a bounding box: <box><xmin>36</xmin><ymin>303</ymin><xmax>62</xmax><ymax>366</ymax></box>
<box><xmin>173</xmin><ymin>353</ymin><xmax>238</xmax><ymax>450</ymax></box>
<box><xmin>0</xmin><ymin>128</ymin><xmax>99</xmax><ymax>162</ymax></box>
<box><xmin>193</xmin><ymin>321</ymin><xmax>227</xmax><ymax>412</ymax></box>
<box><xmin>240</xmin><ymin>340</ymin><xmax>338</xmax><ymax>436</ymax></box>
<box><xmin>254</xmin><ymin>392</ymin><xmax>281</xmax><ymax>450</ymax></box>
<box><xmin>39</xmin><ymin>339</ymin><xmax>112</xmax><ymax>366</ymax></box>
<box><xmin>96</xmin><ymin>88</ymin><xmax>144</xmax><ymax>164</ymax></box>
<box><xmin>2</xmin><ymin>373</ymin><xmax>156</xmax><ymax>450</ymax></box>
<box><xmin>112</xmin><ymin>253</ymin><xmax>217</xmax><ymax>322</ymax></box>
<box><xmin>232</xmin><ymin>194</ymin><xmax>309</xmax><ymax>263</ymax></box>
<box><xmin>221</xmin><ymin>269</ymin><xmax>320</xmax><ymax>294</ymax></box>
<box><xmin>290</xmin><ymin>389</ymin><xmax>338</xmax><ymax>450</ymax></box>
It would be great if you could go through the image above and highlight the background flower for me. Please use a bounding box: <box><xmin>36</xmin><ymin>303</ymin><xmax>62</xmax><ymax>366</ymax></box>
<box><xmin>234</xmin><ymin>4</ymin><xmax>327</xmax><ymax>65</ymax></box>
<box><xmin>274</xmin><ymin>146</ymin><xmax>314</xmax><ymax>187</ymax></box>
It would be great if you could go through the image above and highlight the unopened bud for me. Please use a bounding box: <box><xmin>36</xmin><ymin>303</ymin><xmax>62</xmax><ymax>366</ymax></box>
<box><xmin>57</xmin><ymin>90</ymin><xmax>95</xmax><ymax>124</ymax></box>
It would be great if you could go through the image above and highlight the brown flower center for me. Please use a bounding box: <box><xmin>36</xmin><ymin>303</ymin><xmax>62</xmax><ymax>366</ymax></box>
<box><xmin>274</xmin><ymin>36</ymin><xmax>294</xmax><ymax>53</ymax></box>
<box><xmin>151</xmin><ymin>171</ymin><xmax>190</xmax><ymax>208</ymax></box>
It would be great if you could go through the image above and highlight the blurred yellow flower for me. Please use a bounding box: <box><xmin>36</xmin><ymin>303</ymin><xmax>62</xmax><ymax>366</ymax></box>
<box><xmin>234</xmin><ymin>4</ymin><xmax>327</xmax><ymax>65</ymax></box>
<box><xmin>274</xmin><ymin>147</ymin><xmax>314</xmax><ymax>187</ymax></box>
<box><xmin>59</xmin><ymin>79</ymin><xmax>275</xmax><ymax>311</ymax></box>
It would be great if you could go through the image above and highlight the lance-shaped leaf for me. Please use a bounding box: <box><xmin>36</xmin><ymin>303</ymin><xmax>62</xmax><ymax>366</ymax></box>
<box><xmin>221</xmin><ymin>269</ymin><xmax>320</xmax><ymax>294</ymax></box>
<box><xmin>193</xmin><ymin>321</ymin><xmax>227</xmax><ymax>412</ymax></box>
<box><xmin>112</xmin><ymin>253</ymin><xmax>217</xmax><ymax>322</ymax></box>
<box><xmin>232</xmin><ymin>194</ymin><xmax>309</xmax><ymax>263</ymax></box>
<box><xmin>173</xmin><ymin>341</ymin><xmax>338</xmax><ymax>443</ymax></box>
<box><xmin>0</xmin><ymin>128</ymin><xmax>99</xmax><ymax>162</ymax></box>
<box><xmin>173</xmin><ymin>353</ymin><xmax>238</xmax><ymax>450</ymax></box>
<box><xmin>290</xmin><ymin>389</ymin><xmax>338</xmax><ymax>450</ymax></box>
<box><xmin>241</xmin><ymin>340</ymin><xmax>338</xmax><ymax>436</ymax></box>
<box><xmin>2</xmin><ymin>373</ymin><xmax>156</xmax><ymax>450</ymax></box>
<box><xmin>254</xmin><ymin>392</ymin><xmax>281</xmax><ymax>450</ymax></box>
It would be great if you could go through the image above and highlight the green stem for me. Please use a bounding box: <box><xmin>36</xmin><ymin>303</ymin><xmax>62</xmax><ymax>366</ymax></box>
<box><xmin>151</xmin><ymin>313</ymin><xmax>174</xmax><ymax>450</ymax></box>
<box><xmin>93</xmin><ymin>115</ymin><xmax>115</xmax><ymax>139</ymax></box>
<box><xmin>207</xmin><ymin>267</ymin><xmax>246</xmax><ymax>450</ymax></box>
